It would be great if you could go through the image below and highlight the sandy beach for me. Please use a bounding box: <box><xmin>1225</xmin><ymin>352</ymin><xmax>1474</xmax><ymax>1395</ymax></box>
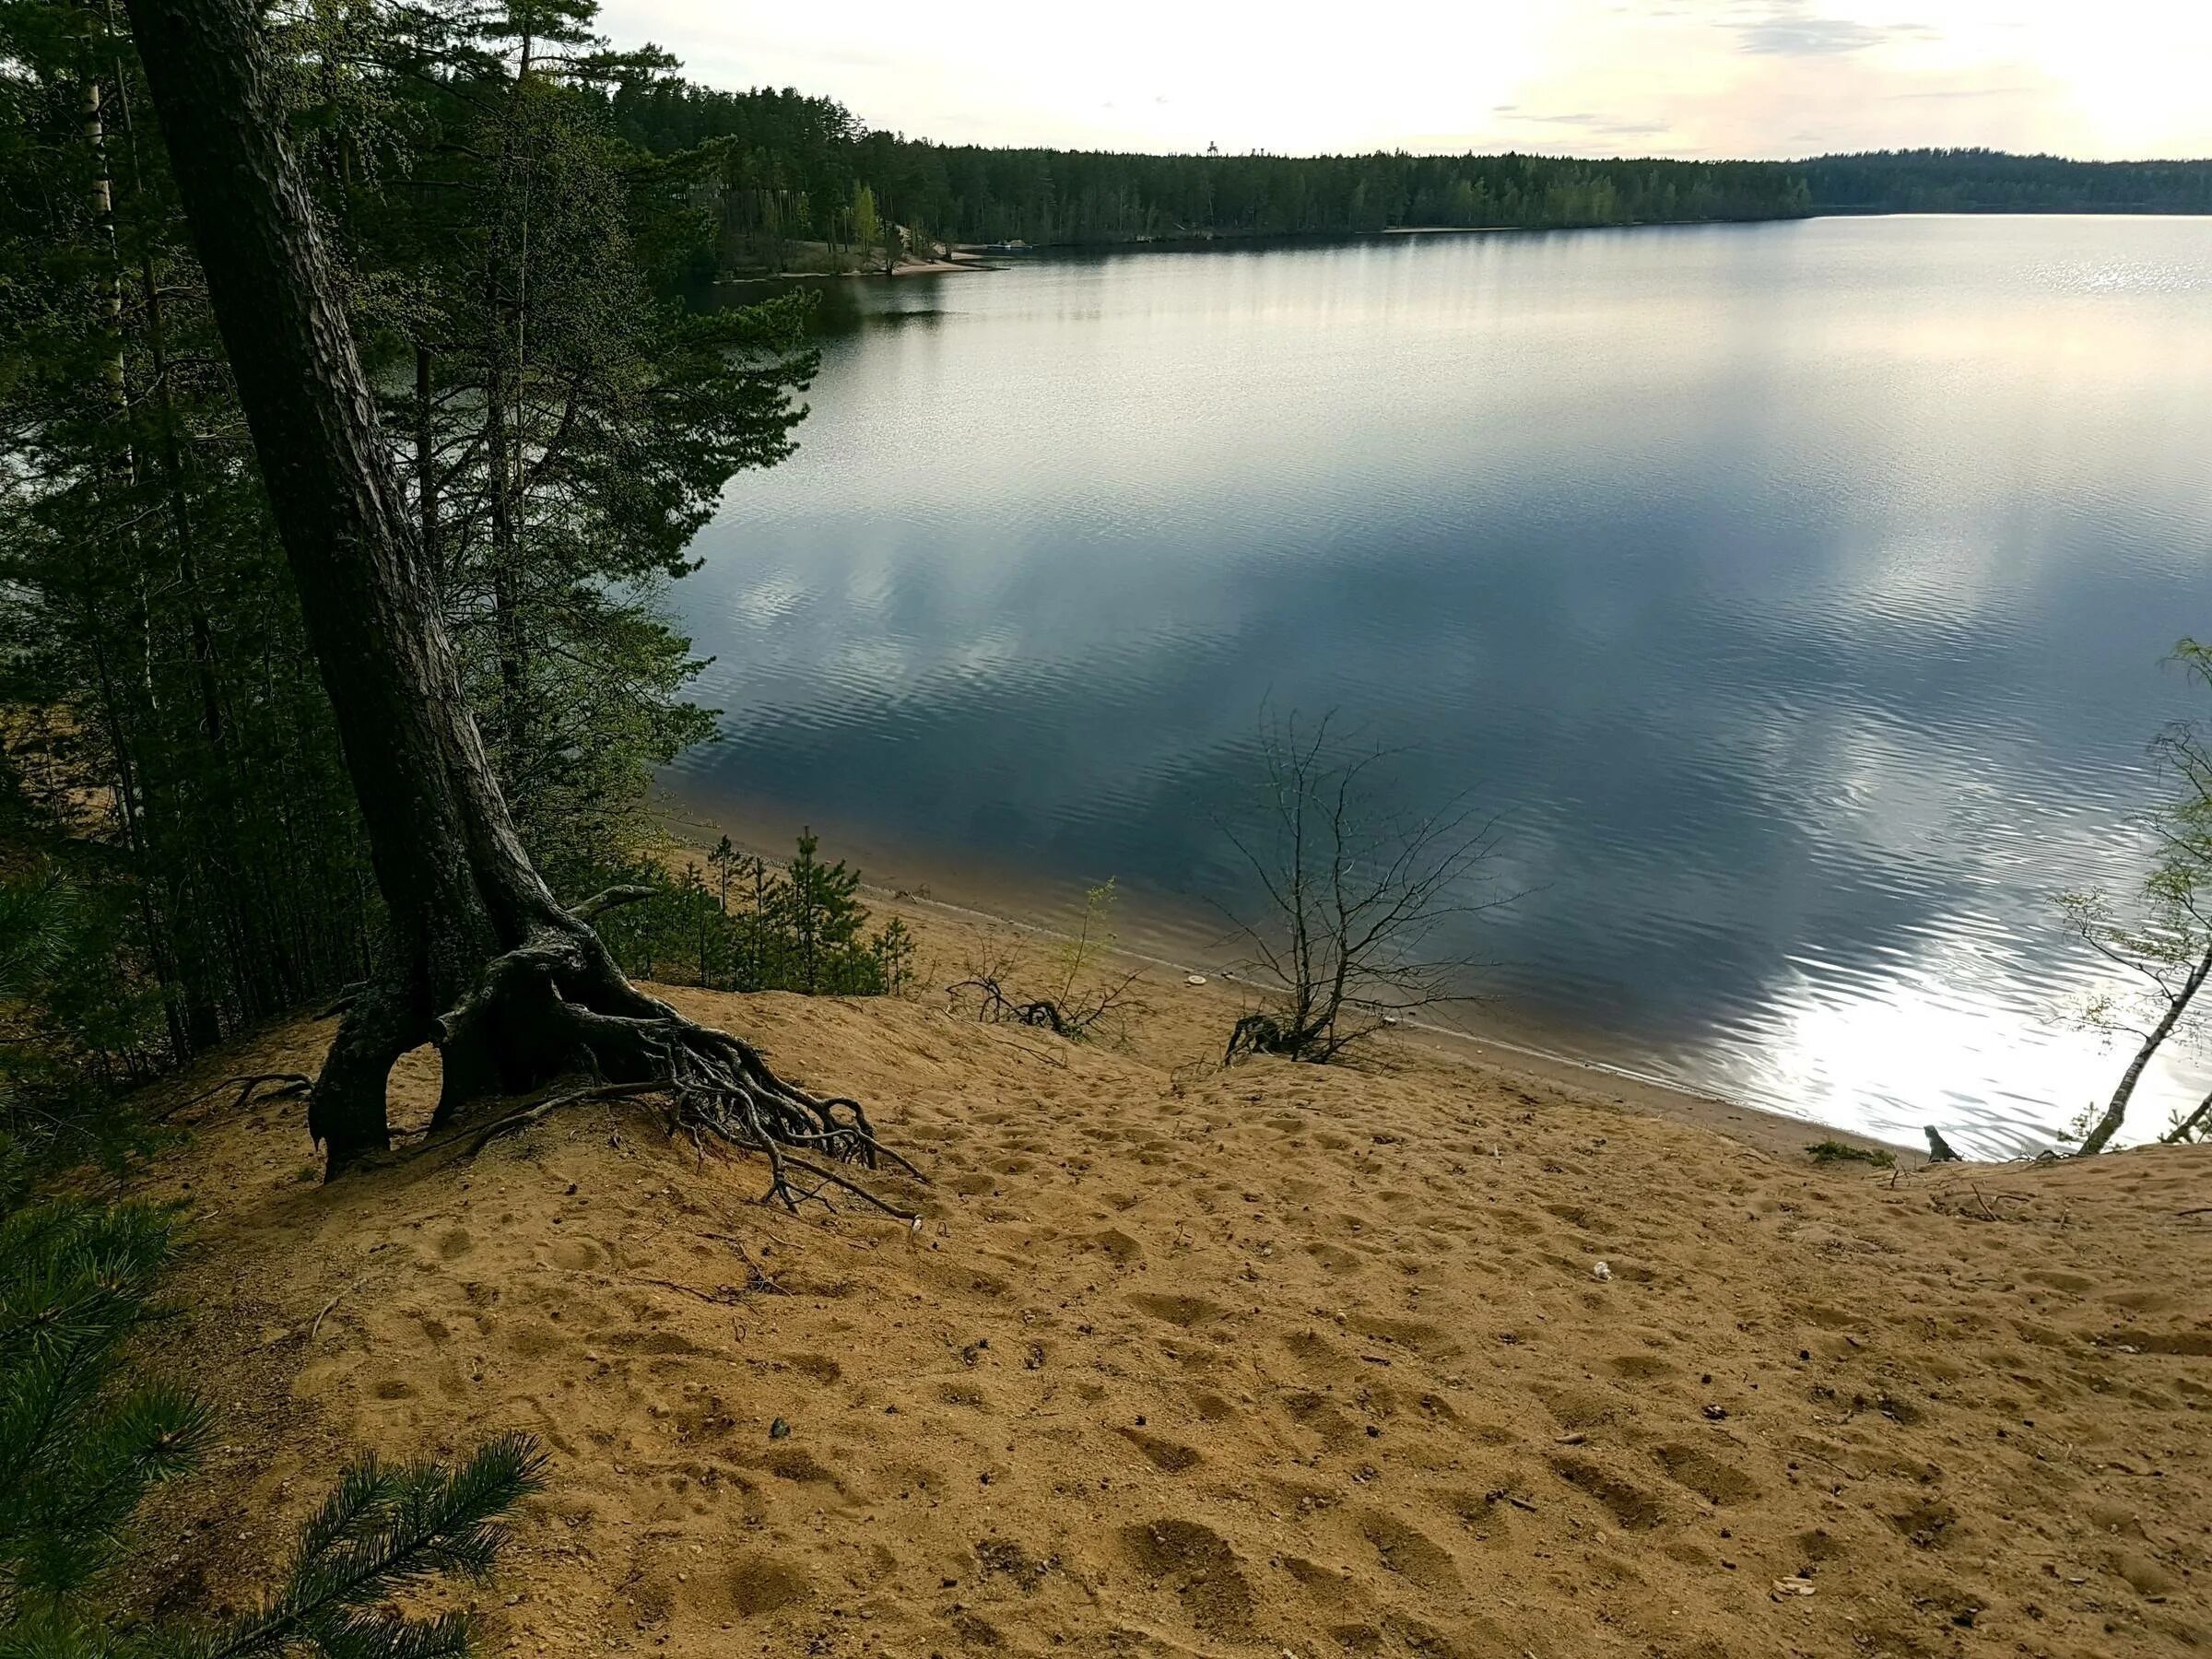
<box><xmin>655</xmin><ymin>799</ymin><xmax>1914</xmax><ymax>1161</ymax></box>
<box><xmin>115</xmin><ymin>931</ymin><xmax>2212</xmax><ymax>1656</ymax></box>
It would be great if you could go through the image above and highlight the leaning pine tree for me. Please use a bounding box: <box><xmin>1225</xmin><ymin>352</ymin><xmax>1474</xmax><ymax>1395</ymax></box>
<box><xmin>119</xmin><ymin>0</ymin><xmax>916</xmax><ymax>1210</ymax></box>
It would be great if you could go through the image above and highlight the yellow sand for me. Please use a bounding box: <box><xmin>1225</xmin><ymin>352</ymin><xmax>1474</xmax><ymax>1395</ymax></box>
<box><xmin>119</xmin><ymin>922</ymin><xmax>2209</xmax><ymax>1657</ymax></box>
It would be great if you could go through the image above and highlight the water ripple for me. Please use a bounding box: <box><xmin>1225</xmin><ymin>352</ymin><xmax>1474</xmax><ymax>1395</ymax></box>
<box><xmin>672</xmin><ymin>218</ymin><xmax>2212</xmax><ymax>1149</ymax></box>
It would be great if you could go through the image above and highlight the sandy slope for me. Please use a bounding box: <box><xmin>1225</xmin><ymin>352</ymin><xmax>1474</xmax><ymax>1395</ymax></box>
<box><xmin>119</xmin><ymin>963</ymin><xmax>2209</xmax><ymax>1658</ymax></box>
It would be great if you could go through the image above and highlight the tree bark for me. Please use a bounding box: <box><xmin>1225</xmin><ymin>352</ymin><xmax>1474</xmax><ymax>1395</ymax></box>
<box><xmin>121</xmin><ymin>0</ymin><xmax>589</xmax><ymax>1170</ymax></box>
<box><xmin>415</xmin><ymin>343</ymin><xmax>439</xmax><ymax>583</ymax></box>
<box><xmin>2161</xmin><ymin>1088</ymin><xmax>2212</xmax><ymax>1146</ymax></box>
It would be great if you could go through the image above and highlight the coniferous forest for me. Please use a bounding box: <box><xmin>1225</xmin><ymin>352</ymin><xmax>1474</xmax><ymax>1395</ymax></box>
<box><xmin>608</xmin><ymin>81</ymin><xmax>2212</xmax><ymax>270</ymax></box>
<box><xmin>0</xmin><ymin>0</ymin><xmax>892</xmax><ymax>1182</ymax></box>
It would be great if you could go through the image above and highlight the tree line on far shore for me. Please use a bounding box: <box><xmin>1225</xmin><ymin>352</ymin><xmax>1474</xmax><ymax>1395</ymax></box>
<box><xmin>602</xmin><ymin>76</ymin><xmax>2212</xmax><ymax>270</ymax></box>
<box><xmin>612</xmin><ymin>79</ymin><xmax>1811</xmax><ymax>266</ymax></box>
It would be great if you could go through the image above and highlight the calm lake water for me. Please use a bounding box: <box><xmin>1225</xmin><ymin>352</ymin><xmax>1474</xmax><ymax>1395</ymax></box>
<box><xmin>665</xmin><ymin>217</ymin><xmax>2212</xmax><ymax>1154</ymax></box>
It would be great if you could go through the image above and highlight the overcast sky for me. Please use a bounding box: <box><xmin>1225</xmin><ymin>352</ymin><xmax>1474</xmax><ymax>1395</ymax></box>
<box><xmin>593</xmin><ymin>1</ymin><xmax>2212</xmax><ymax>161</ymax></box>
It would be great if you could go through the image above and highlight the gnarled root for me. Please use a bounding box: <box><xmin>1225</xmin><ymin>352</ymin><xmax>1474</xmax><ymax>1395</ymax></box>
<box><xmin>948</xmin><ymin>975</ymin><xmax>1075</xmax><ymax>1036</ymax></box>
<box><xmin>157</xmin><ymin>1070</ymin><xmax>312</xmax><ymax>1125</ymax></box>
<box><xmin>1224</xmin><ymin>1012</ymin><xmax>1288</xmax><ymax>1065</ymax></box>
<box><xmin>444</xmin><ymin>924</ymin><xmax>924</xmax><ymax>1221</ymax></box>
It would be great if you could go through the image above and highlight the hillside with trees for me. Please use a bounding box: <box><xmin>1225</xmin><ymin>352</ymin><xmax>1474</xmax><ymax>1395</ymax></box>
<box><xmin>1800</xmin><ymin>147</ymin><xmax>2212</xmax><ymax>215</ymax></box>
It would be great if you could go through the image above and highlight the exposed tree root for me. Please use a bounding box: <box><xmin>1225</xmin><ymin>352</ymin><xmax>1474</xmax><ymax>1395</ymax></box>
<box><xmin>442</xmin><ymin>926</ymin><xmax>926</xmax><ymax>1222</ymax></box>
<box><xmin>156</xmin><ymin>1070</ymin><xmax>313</xmax><ymax>1124</ymax></box>
<box><xmin>466</xmin><ymin>1065</ymin><xmax>924</xmax><ymax>1223</ymax></box>
<box><xmin>947</xmin><ymin>975</ymin><xmax>1079</xmax><ymax>1036</ymax></box>
<box><xmin>1223</xmin><ymin>1011</ymin><xmax>1290</xmax><ymax>1065</ymax></box>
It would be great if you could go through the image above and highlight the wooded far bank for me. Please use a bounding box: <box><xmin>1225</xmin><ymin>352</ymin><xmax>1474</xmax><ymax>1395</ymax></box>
<box><xmin>606</xmin><ymin>79</ymin><xmax>2212</xmax><ymax>271</ymax></box>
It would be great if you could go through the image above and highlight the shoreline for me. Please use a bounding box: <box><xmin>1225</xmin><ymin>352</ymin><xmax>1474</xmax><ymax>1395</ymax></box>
<box><xmin>709</xmin><ymin>212</ymin><xmax>2212</xmax><ymax>292</ymax></box>
<box><xmin>655</xmin><ymin>794</ymin><xmax>1923</xmax><ymax>1165</ymax></box>
<box><xmin>877</xmin><ymin>881</ymin><xmax>1923</xmax><ymax>1167</ymax></box>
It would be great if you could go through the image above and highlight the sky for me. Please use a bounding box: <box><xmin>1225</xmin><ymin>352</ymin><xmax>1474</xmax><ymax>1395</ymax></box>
<box><xmin>594</xmin><ymin>0</ymin><xmax>2212</xmax><ymax>162</ymax></box>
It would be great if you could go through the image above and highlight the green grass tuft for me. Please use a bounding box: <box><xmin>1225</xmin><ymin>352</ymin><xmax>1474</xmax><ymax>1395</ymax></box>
<box><xmin>1805</xmin><ymin>1139</ymin><xmax>1896</xmax><ymax>1169</ymax></box>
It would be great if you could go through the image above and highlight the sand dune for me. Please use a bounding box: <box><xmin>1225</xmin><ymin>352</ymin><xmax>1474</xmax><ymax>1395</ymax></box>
<box><xmin>121</xmin><ymin>960</ymin><xmax>2208</xmax><ymax>1657</ymax></box>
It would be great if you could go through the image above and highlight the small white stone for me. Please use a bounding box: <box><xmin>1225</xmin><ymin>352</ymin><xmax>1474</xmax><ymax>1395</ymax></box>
<box><xmin>1591</xmin><ymin>1261</ymin><xmax>1613</xmax><ymax>1282</ymax></box>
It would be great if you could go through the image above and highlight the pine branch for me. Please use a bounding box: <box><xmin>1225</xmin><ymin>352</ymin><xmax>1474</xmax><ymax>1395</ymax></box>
<box><xmin>1</xmin><ymin>1202</ymin><xmax>197</xmax><ymax>1601</ymax></box>
<box><xmin>194</xmin><ymin>1433</ymin><xmax>544</xmax><ymax>1659</ymax></box>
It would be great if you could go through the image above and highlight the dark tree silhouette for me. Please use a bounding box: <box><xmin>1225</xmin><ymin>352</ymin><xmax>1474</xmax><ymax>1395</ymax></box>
<box><xmin>120</xmin><ymin>0</ymin><xmax>913</xmax><ymax>1212</ymax></box>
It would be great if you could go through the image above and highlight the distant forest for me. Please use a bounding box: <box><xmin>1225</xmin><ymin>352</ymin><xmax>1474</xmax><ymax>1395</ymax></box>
<box><xmin>605</xmin><ymin>82</ymin><xmax>2212</xmax><ymax>268</ymax></box>
<box><xmin>1799</xmin><ymin>149</ymin><xmax>2212</xmax><ymax>215</ymax></box>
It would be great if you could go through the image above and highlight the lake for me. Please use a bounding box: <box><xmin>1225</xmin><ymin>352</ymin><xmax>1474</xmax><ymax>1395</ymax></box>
<box><xmin>663</xmin><ymin>216</ymin><xmax>2212</xmax><ymax>1155</ymax></box>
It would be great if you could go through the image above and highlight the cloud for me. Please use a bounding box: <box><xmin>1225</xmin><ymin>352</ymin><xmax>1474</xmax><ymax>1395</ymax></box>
<box><xmin>1884</xmin><ymin>84</ymin><xmax>2035</xmax><ymax>101</ymax></box>
<box><xmin>1732</xmin><ymin>2</ymin><xmax>1932</xmax><ymax>57</ymax></box>
<box><xmin>594</xmin><ymin>0</ymin><xmax>2212</xmax><ymax>164</ymax></box>
<box><xmin>1512</xmin><ymin>112</ymin><xmax>1673</xmax><ymax>137</ymax></box>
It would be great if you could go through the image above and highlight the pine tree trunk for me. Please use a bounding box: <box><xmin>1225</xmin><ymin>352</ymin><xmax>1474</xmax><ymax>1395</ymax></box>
<box><xmin>122</xmin><ymin>0</ymin><xmax>587</xmax><ymax>1169</ymax></box>
<box><xmin>415</xmin><ymin>344</ymin><xmax>439</xmax><ymax>582</ymax></box>
<box><xmin>479</xmin><ymin>353</ymin><xmax>530</xmax><ymax>770</ymax></box>
<box><xmin>122</xmin><ymin>0</ymin><xmax>902</xmax><ymax>1204</ymax></box>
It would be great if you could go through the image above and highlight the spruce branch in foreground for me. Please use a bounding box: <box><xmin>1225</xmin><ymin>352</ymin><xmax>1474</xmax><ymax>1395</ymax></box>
<box><xmin>157</xmin><ymin>1432</ymin><xmax>546</xmax><ymax>1659</ymax></box>
<box><xmin>0</xmin><ymin>1192</ymin><xmax>541</xmax><ymax>1659</ymax></box>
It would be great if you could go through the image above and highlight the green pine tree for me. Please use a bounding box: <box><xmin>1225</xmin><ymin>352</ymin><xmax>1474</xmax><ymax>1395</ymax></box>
<box><xmin>0</xmin><ymin>1191</ymin><xmax>545</xmax><ymax>1659</ymax></box>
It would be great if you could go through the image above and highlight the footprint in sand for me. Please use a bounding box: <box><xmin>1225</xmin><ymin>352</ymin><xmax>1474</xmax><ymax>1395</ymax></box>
<box><xmin>1089</xmin><ymin>1228</ymin><xmax>1144</xmax><ymax>1265</ymax></box>
<box><xmin>1119</xmin><ymin>1519</ymin><xmax>1253</xmax><ymax>1637</ymax></box>
<box><xmin>1356</xmin><ymin>1509</ymin><xmax>1462</xmax><ymax>1592</ymax></box>
<box><xmin>724</xmin><ymin>1553</ymin><xmax>809</xmax><ymax>1618</ymax></box>
<box><xmin>1649</xmin><ymin>1441</ymin><xmax>1758</xmax><ymax>1505</ymax></box>
<box><xmin>1550</xmin><ymin>1455</ymin><xmax>1666</xmax><ymax>1530</ymax></box>
<box><xmin>1281</xmin><ymin>1554</ymin><xmax>1362</xmax><ymax>1607</ymax></box>
<box><xmin>1115</xmin><ymin>1426</ymin><xmax>1203</xmax><ymax>1472</ymax></box>
<box><xmin>1127</xmin><ymin>1291</ymin><xmax>1224</xmax><ymax>1327</ymax></box>
<box><xmin>547</xmin><ymin>1238</ymin><xmax>599</xmax><ymax>1271</ymax></box>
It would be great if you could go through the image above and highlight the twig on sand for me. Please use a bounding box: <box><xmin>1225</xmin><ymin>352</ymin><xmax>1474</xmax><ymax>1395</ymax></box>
<box><xmin>154</xmin><ymin>1071</ymin><xmax>312</xmax><ymax>1124</ymax></box>
<box><xmin>724</xmin><ymin>1237</ymin><xmax>790</xmax><ymax>1296</ymax></box>
<box><xmin>694</xmin><ymin>1229</ymin><xmax>795</xmax><ymax>1295</ymax></box>
<box><xmin>310</xmin><ymin>1277</ymin><xmax>359</xmax><ymax>1344</ymax></box>
<box><xmin>629</xmin><ymin>1274</ymin><xmax>739</xmax><ymax>1306</ymax></box>
<box><xmin>466</xmin><ymin>1080</ymin><xmax>665</xmax><ymax>1155</ymax></box>
<box><xmin>976</xmin><ymin>1028</ymin><xmax>1070</xmax><ymax>1069</ymax></box>
<box><xmin>1791</xmin><ymin>1444</ymin><xmax>1854</xmax><ymax>1479</ymax></box>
